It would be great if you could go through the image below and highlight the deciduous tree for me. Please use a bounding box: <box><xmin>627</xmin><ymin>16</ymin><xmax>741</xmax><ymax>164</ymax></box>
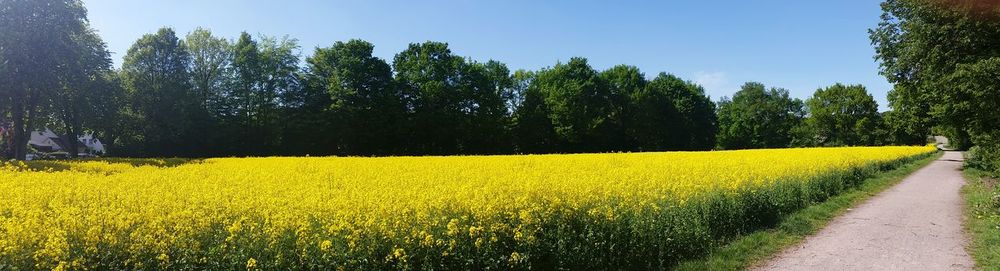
<box><xmin>716</xmin><ymin>82</ymin><xmax>804</xmax><ymax>149</ymax></box>
<box><xmin>533</xmin><ymin>58</ymin><xmax>620</xmax><ymax>152</ymax></box>
<box><xmin>121</xmin><ymin>28</ymin><xmax>199</xmax><ymax>157</ymax></box>
<box><xmin>307</xmin><ymin>39</ymin><xmax>403</xmax><ymax>155</ymax></box>
<box><xmin>804</xmin><ymin>83</ymin><xmax>883</xmax><ymax>146</ymax></box>
<box><xmin>0</xmin><ymin>0</ymin><xmax>91</xmax><ymax>160</ymax></box>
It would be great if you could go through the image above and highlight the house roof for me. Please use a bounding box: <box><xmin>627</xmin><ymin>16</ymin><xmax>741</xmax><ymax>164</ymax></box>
<box><xmin>28</xmin><ymin>128</ymin><xmax>105</xmax><ymax>154</ymax></box>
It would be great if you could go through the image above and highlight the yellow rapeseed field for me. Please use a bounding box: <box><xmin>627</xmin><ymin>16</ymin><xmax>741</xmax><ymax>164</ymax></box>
<box><xmin>0</xmin><ymin>146</ymin><xmax>935</xmax><ymax>270</ymax></box>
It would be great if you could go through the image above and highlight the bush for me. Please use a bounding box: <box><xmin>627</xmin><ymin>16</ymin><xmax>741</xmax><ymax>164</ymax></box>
<box><xmin>966</xmin><ymin>136</ymin><xmax>1000</xmax><ymax>175</ymax></box>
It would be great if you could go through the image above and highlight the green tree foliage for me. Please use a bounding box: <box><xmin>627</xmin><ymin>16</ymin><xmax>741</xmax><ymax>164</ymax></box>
<box><xmin>120</xmin><ymin>28</ymin><xmax>201</xmax><ymax>157</ymax></box>
<box><xmin>948</xmin><ymin>58</ymin><xmax>1000</xmax><ymax>172</ymax></box>
<box><xmin>533</xmin><ymin>58</ymin><xmax>623</xmax><ymax>152</ymax></box>
<box><xmin>873</xmin><ymin>0</ymin><xmax>1000</xmax><ymax>174</ymax></box>
<box><xmin>717</xmin><ymin>82</ymin><xmax>805</xmax><ymax>150</ymax></box>
<box><xmin>393</xmin><ymin>42</ymin><xmax>512</xmax><ymax>154</ymax></box>
<box><xmin>881</xmin><ymin>109</ymin><xmax>927</xmax><ymax>145</ymax></box>
<box><xmin>225</xmin><ymin>32</ymin><xmax>266</xmax><ymax>155</ymax></box>
<box><xmin>82</xmin><ymin>71</ymin><xmax>131</xmax><ymax>155</ymax></box>
<box><xmin>871</xmin><ymin>0</ymin><xmax>1000</xmax><ymax>149</ymax></box>
<box><xmin>459</xmin><ymin>60</ymin><xmax>514</xmax><ymax>154</ymax></box>
<box><xmin>223</xmin><ymin>33</ymin><xmax>300</xmax><ymax>155</ymax></box>
<box><xmin>306</xmin><ymin>39</ymin><xmax>403</xmax><ymax>155</ymax></box>
<box><xmin>804</xmin><ymin>84</ymin><xmax>884</xmax><ymax>146</ymax></box>
<box><xmin>644</xmin><ymin>73</ymin><xmax>717</xmax><ymax>151</ymax></box>
<box><xmin>253</xmin><ymin>36</ymin><xmax>301</xmax><ymax>154</ymax></box>
<box><xmin>183</xmin><ymin>28</ymin><xmax>231</xmax><ymax>156</ymax></box>
<box><xmin>511</xmin><ymin>71</ymin><xmax>560</xmax><ymax>153</ymax></box>
<box><xmin>393</xmin><ymin>42</ymin><xmax>466</xmax><ymax>154</ymax></box>
<box><xmin>0</xmin><ymin>0</ymin><xmax>91</xmax><ymax>159</ymax></box>
<box><xmin>185</xmin><ymin>27</ymin><xmax>231</xmax><ymax>116</ymax></box>
<box><xmin>52</xmin><ymin>27</ymin><xmax>114</xmax><ymax>158</ymax></box>
<box><xmin>3</xmin><ymin>1</ymin><xmax>747</xmax><ymax>158</ymax></box>
<box><xmin>599</xmin><ymin>65</ymin><xmax>644</xmax><ymax>150</ymax></box>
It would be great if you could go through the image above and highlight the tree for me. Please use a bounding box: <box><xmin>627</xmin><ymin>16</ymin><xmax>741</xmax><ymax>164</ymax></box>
<box><xmin>224</xmin><ymin>33</ymin><xmax>299</xmax><ymax>155</ymax></box>
<box><xmin>871</xmin><ymin>0</ymin><xmax>1000</xmax><ymax>149</ymax></box>
<box><xmin>393</xmin><ymin>42</ymin><xmax>465</xmax><ymax>154</ymax></box>
<box><xmin>675</xmin><ymin>81</ymin><xmax>718</xmax><ymax>150</ymax></box>
<box><xmin>878</xmin><ymin>83</ymin><xmax>931</xmax><ymax>146</ymax></box>
<box><xmin>716</xmin><ymin>82</ymin><xmax>805</xmax><ymax>149</ymax></box>
<box><xmin>393</xmin><ymin>42</ymin><xmax>511</xmax><ymax>154</ymax></box>
<box><xmin>0</xmin><ymin>0</ymin><xmax>90</xmax><ymax>160</ymax></box>
<box><xmin>121</xmin><ymin>28</ymin><xmax>199</xmax><ymax>157</ymax></box>
<box><xmin>804</xmin><ymin>84</ymin><xmax>883</xmax><ymax>146</ymax></box>
<box><xmin>81</xmin><ymin>71</ymin><xmax>131</xmax><ymax>155</ymax></box>
<box><xmin>306</xmin><ymin>39</ymin><xmax>403</xmax><ymax>155</ymax></box>
<box><xmin>186</xmin><ymin>27</ymin><xmax>231</xmax><ymax>116</ymax></box>
<box><xmin>53</xmin><ymin>27</ymin><xmax>114</xmax><ymax>158</ymax></box>
<box><xmin>224</xmin><ymin>32</ymin><xmax>264</xmax><ymax>155</ymax></box>
<box><xmin>511</xmin><ymin>71</ymin><xmax>559</xmax><ymax>153</ymax></box>
<box><xmin>458</xmin><ymin>60</ymin><xmax>514</xmax><ymax>154</ymax></box>
<box><xmin>946</xmin><ymin>57</ymin><xmax>1000</xmax><ymax>171</ymax></box>
<box><xmin>599</xmin><ymin>65</ymin><xmax>644</xmax><ymax>151</ymax></box>
<box><xmin>508</xmin><ymin>69</ymin><xmax>533</xmax><ymax>112</ymax></box>
<box><xmin>533</xmin><ymin>58</ymin><xmax>620</xmax><ymax>152</ymax></box>
<box><xmin>623</xmin><ymin>72</ymin><xmax>717</xmax><ymax>151</ymax></box>
<box><xmin>257</xmin><ymin>36</ymin><xmax>300</xmax><ymax>154</ymax></box>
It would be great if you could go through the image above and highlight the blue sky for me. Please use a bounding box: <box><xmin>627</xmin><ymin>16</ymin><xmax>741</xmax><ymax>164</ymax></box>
<box><xmin>84</xmin><ymin>0</ymin><xmax>893</xmax><ymax>110</ymax></box>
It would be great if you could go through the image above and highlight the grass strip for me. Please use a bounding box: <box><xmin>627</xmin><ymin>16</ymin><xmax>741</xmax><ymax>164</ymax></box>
<box><xmin>963</xmin><ymin>167</ymin><xmax>1000</xmax><ymax>270</ymax></box>
<box><xmin>675</xmin><ymin>151</ymin><xmax>943</xmax><ymax>271</ymax></box>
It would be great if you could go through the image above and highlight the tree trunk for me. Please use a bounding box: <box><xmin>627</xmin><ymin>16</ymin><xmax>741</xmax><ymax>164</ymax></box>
<box><xmin>65</xmin><ymin>119</ymin><xmax>80</xmax><ymax>159</ymax></box>
<box><xmin>11</xmin><ymin>99</ymin><xmax>27</xmax><ymax>161</ymax></box>
<box><xmin>63</xmin><ymin>98</ymin><xmax>81</xmax><ymax>159</ymax></box>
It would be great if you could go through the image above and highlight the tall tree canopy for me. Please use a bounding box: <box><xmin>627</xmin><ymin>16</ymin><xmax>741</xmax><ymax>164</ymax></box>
<box><xmin>621</xmin><ymin>72</ymin><xmax>717</xmax><ymax>151</ymax></box>
<box><xmin>393</xmin><ymin>42</ymin><xmax>466</xmax><ymax>154</ymax></box>
<box><xmin>804</xmin><ymin>84</ymin><xmax>883</xmax><ymax>146</ymax></box>
<box><xmin>4</xmin><ymin>1</ymin><xmax>904</xmax><ymax>159</ymax></box>
<box><xmin>947</xmin><ymin>57</ymin><xmax>1000</xmax><ymax>171</ymax></box>
<box><xmin>185</xmin><ymin>27</ymin><xmax>231</xmax><ymax>116</ymax></box>
<box><xmin>393</xmin><ymin>41</ymin><xmax>512</xmax><ymax>155</ymax></box>
<box><xmin>533</xmin><ymin>58</ymin><xmax>621</xmax><ymax>152</ymax></box>
<box><xmin>458</xmin><ymin>60</ymin><xmax>514</xmax><ymax>154</ymax></box>
<box><xmin>53</xmin><ymin>27</ymin><xmax>114</xmax><ymax>158</ymax></box>
<box><xmin>222</xmin><ymin>32</ymin><xmax>300</xmax><ymax>155</ymax></box>
<box><xmin>871</xmin><ymin>0</ymin><xmax>1000</xmax><ymax>149</ymax></box>
<box><xmin>307</xmin><ymin>39</ymin><xmax>402</xmax><ymax>155</ymax></box>
<box><xmin>716</xmin><ymin>82</ymin><xmax>805</xmax><ymax>150</ymax></box>
<box><xmin>647</xmin><ymin>73</ymin><xmax>716</xmax><ymax>150</ymax></box>
<box><xmin>872</xmin><ymin>0</ymin><xmax>1000</xmax><ymax>171</ymax></box>
<box><xmin>0</xmin><ymin>0</ymin><xmax>92</xmax><ymax>160</ymax></box>
<box><xmin>599</xmin><ymin>65</ymin><xmax>644</xmax><ymax>151</ymax></box>
<box><xmin>120</xmin><ymin>28</ymin><xmax>200</xmax><ymax>157</ymax></box>
<box><xmin>511</xmin><ymin>70</ymin><xmax>560</xmax><ymax>153</ymax></box>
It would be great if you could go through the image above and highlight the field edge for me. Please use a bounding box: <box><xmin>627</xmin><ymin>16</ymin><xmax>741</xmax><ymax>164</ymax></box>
<box><xmin>962</xmin><ymin>167</ymin><xmax>1000</xmax><ymax>270</ymax></box>
<box><xmin>674</xmin><ymin>151</ymin><xmax>943</xmax><ymax>271</ymax></box>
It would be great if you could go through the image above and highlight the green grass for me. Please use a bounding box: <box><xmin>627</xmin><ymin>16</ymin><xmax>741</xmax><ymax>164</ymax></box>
<box><xmin>675</xmin><ymin>151</ymin><xmax>943</xmax><ymax>271</ymax></box>
<box><xmin>963</xmin><ymin>167</ymin><xmax>1000</xmax><ymax>270</ymax></box>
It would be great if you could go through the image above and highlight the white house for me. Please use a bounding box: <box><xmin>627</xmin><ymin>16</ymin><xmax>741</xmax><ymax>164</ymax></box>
<box><xmin>28</xmin><ymin>128</ymin><xmax>105</xmax><ymax>157</ymax></box>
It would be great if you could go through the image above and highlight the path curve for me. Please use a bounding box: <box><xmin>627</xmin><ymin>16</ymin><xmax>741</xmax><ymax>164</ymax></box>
<box><xmin>754</xmin><ymin>151</ymin><xmax>974</xmax><ymax>271</ymax></box>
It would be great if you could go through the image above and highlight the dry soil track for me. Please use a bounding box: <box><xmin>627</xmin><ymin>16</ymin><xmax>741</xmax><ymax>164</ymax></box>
<box><xmin>754</xmin><ymin>151</ymin><xmax>974</xmax><ymax>270</ymax></box>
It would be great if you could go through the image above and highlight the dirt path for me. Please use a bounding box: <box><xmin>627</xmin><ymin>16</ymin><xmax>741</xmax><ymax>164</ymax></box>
<box><xmin>754</xmin><ymin>151</ymin><xmax>974</xmax><ymax>271</ymax></box>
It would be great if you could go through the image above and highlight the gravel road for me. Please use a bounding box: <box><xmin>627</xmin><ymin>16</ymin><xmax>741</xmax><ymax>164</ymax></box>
<box><xmin>753</xmin><ymin>151</ymin><xmax>974</xmax><ymax>271</ymax></box>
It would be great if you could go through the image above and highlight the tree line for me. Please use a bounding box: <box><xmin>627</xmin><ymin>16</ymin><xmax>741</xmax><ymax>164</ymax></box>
<box><xmin>871</xmin><ymin>0</ymin><xmax>1000</xmax><ymax>173</ymax></box>
<box><xmin>1</xmin><ymin>0</ymin><xmax>925</xmax><ymax>160</ymax></box>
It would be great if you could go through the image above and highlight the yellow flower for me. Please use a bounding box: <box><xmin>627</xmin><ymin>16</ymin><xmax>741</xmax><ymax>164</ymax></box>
<box><xmin>468</xmin><ymin>226</ymin><xmax>483</xmax><ymax>238</ymax></box>
<box><xmin>157</xmin><ymin>253</ymin><xmax>170</xmax><ymax>265</ymax></box>
<box><xmin>510</xmin><ymin>252</ymin><xmax>524</xmax><ymax>264</ymax></box>
<box><xmin>246</xmin><ymin>258</ymin><xmax>257</xmax><ymax>270</ymax></box>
